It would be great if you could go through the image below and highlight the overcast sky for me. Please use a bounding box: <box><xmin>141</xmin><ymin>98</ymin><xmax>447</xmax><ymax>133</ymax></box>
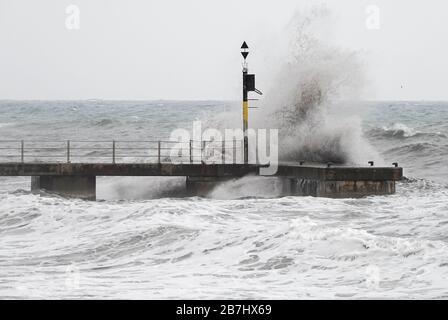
<box><xmin>0</xmin><ymin>0</ymin><xmax>447</xmax><ymax>101</ymax></box>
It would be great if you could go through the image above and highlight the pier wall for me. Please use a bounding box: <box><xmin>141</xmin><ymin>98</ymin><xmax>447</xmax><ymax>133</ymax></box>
<box><xmin>290</xmin><ymin>179</ymin><xmax>395</xmax><ymax>198</ymax></box>
<box><xmin>185</xmin><ymin>176</ymin><xmax>396</xmax><ymax>198</ymax></box>
<box><xmin>31</xmin><ymin>176</ymin><xmax>96</xmax><ymax>200</ymax></box>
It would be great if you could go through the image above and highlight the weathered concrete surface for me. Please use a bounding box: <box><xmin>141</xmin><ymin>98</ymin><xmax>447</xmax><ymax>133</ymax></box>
<box><xmin>0</xmin><ymin>163</ymin><xmax>402</xmax><ymax>180</ymax></box>
<box><xmin>0</xmin><ymin>163</ymin><xmax>260</xmax><ymax>177</ymax></box>
<box><xmin>274</xmin><ymin>165</ymin><xmax>403</xmax><ymax>181</ymax></box>
<box><xmin>186</xmin><ymin>176</ymin><xmax>397</xmax><ymax>198</ymax></box>
<box><xmin>31</xmin><ymin>176</ymin><xmax>96</xmax><ymax>200</ymax></box>
<box><xmin>290</xmin><ymin>179</ymin><xmax>396</xmax><ymax>198</ymax></box>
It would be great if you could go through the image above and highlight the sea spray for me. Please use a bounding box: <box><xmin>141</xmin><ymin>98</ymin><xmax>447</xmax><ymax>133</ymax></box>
<box><xmin>200</xmin><ymin>7</ymin><xmax>381</xmax><ymax>165</ymax></box>
<box><xmin>253</xmin><ymin>7</ymin><xmax>381</xmax><ymax>165</ymax></box>
<box><xmin>98</xmin><ymin>177</ymin><xmax>187</xmax><ymax>200</ymax></box>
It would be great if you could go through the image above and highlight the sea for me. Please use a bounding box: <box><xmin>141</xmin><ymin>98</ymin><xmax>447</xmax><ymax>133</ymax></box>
<box><xmin>0</xmin><ymin>100</ymin><xmax>447</xmax><ymax>299</ymax></box>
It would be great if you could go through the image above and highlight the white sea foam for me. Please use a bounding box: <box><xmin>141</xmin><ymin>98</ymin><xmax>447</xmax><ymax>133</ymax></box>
<box><xmin>1</xmin><ymin>180</ymin><xmax>448</xmax><ymax>299</ymax></box>
<box><xmin>382</xmin><ymin>123</ymin><xmax>419</xmax><ymax>138</ymax></box>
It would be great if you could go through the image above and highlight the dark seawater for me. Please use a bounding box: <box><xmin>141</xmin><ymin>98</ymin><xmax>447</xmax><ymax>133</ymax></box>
<box><xmin>0</xmin><ymin>100</ymin><xmax>447</xmax><ymax>299</ymax></box>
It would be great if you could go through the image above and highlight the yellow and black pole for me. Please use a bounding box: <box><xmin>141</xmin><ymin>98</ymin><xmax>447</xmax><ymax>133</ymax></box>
<box><xmin>240</xmin><ymin>41</ymin><xmax>261</xmax><ymax>165</ymax></box>
<box><xmin>241</xmin><ymin>42</ymin><xmax>249</xmax><ymax>164</ymax></box>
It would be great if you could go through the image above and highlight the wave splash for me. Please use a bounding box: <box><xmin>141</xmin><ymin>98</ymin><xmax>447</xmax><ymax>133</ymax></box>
<box><xmin>248</xmin><ymin>7</ymin><xmax>381</xmax><ymax>165</ymax></box>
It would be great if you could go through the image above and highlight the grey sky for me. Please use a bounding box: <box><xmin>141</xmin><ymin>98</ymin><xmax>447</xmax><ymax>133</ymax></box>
<box><xmin>0</xmin><ymin>0</ymin><xmax>447</xmax><ymax>100</ymax></box>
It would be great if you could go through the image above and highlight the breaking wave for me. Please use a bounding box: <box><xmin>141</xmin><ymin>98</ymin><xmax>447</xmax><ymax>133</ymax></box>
<box><xmin>252</xmin><ymin>7</ymin><xmax>380</xmax><ymax>165</ymax></box>
<box><xmin>367</xmin><ymin>123</ymin><xmax>447</xmax><ymax>140</ymax></box>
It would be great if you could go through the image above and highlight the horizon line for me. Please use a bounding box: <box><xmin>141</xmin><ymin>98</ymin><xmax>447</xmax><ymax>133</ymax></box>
<box><xmin>1</xmin><ymin>99</ymin><xmax>448</xmax><ymax>103</ymax></box>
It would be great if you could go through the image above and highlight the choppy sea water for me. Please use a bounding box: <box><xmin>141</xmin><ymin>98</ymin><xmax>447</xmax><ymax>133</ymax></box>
<box><xmin>0</xmin><ymin>100</ymin><xmax>448</xmax><ymax>299</ymax></box>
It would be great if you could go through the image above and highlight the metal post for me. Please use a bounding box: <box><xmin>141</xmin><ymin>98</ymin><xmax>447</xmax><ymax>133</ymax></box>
<box><xmin>233</xmin><ymin>138</ymin><xmax>236</xmax><ymax>164</ymax></box>
<box><xmin>158</xmin><ymin>141</ymin><xmax>161</xmax><ymax>164</ymax></box>
<box><xmin>112</xmin><ymin>140</ymin><xmax>116</xmax><ymax>164</ymax></box>
<box><xmin>222</xmin><ymin>140</ymin><xmax>225</xmax><ymax>164</ymax></box>
<box><xmin>241</xmin><ymin>140</ymin><xmax>244</xmax><ymax>163</ymax></box>
<box><xmin>201</xmin><ymin>141</ymin><xmax>206</xmax><ymax>163</ymax></box>
<box><xmin>67</xmin><ymin>140</ymin><xmax>70</xmax><ymax>163</ymax></box>
<box><xmin>21</xmin><ymin>140</ymin><xmax>24</xmax><ymax>163</ymax></box>
<box><xmin>243</xmin><ymin>66</ymin><xmax>248</xmax><ymax>164</ymax></box>
<box><xmin>255</xmin><ymin>134</ymin><xmax>258</xmax><ymax>165</ymax></box>
<box><xmin>189</xmin><ymin>140</ymin><xmax>193</xmax><ymax>164</ymax></box>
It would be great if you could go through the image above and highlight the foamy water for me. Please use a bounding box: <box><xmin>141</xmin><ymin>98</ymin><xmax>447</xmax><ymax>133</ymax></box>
<box><xmin>0</xmin><ymin>100</ymin><xmax>448</xmax><ymax>299</ymax></box>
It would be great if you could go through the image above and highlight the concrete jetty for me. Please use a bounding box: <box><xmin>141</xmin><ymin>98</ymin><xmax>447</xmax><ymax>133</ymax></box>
<box><xmin>0</xmin><ymin>162</ymin><xmax>403</xmax><ymax>200</ymax></box>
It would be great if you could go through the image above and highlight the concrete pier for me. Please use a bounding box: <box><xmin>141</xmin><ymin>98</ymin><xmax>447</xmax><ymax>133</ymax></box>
<box><xmin>0</xmin><ymin>163</ymin><xmax>402</xmax><ymax>200</ymax></box>
<box><xmin>31</xmin><ymin>176</ymin><xmax>96</xmax><ymax>200</ymax></box>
